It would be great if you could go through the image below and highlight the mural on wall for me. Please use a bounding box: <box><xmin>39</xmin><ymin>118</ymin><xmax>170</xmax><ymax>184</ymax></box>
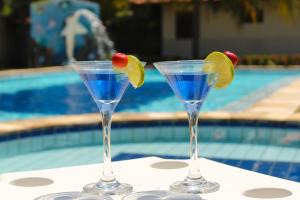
<box><xmin>30</xmin><ymin>0</ymin><xmax>100</xmax><ymax>66</ymax></box>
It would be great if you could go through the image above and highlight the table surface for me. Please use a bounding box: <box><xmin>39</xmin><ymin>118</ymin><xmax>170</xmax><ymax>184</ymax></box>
<box><xmin>0</xmin><ymin>157</ymin><xmax>299</xmax><ymax>200</ymax></box>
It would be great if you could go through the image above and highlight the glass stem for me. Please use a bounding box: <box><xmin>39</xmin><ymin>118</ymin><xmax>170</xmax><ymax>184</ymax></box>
<box><xmin>100</xmin><ymin>111</ymin><xmax>116</xmax><ymax>182</ymax></box>
<box><xmin>187</xmin><ymin>110</ymin><xmax>202</xmax><ymax>179</ymax></box>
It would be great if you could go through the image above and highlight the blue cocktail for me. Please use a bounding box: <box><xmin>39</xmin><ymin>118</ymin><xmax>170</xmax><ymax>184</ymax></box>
<box><xmin>165</xmin><ymin>73</ymin><xmax>212</xmax><ymax>102</ymax></box>
<box><xmin>74</xmin><ymin>61</ymin><xmax>133</xmax><ymax>196</ymax></box>
<box><xmin>79</xmin><ymin>69</ymin><xmax>129</xmax><ymax>112</ymax></box>
<box><xmin>154</xmin><ymin>60</ymin><xmax>220</xmax><ymax>194</ymax></box>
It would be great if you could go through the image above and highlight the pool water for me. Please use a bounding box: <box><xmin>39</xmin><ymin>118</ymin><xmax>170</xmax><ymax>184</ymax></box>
<box><xmin>0</xmin><ymin>69</ymin><xmax>299</xmax><ymax>121</ymax></box>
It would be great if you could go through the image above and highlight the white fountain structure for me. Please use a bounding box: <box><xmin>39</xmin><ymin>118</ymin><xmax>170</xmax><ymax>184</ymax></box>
<box><xmin>61</xmin><ymin>9</ymin><xmax>116</xmax><ymax>62</ymax></box>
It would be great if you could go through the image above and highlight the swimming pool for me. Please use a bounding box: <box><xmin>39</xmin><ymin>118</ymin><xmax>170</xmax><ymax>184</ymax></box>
<box><xmin>0</xmin><ymin>123</ymin><xmax>299</xmax><ymax>182</ymax></box>
<box><xmin>0</xmin><ymin>69</ymin><xmax>299</xmax><ymax>121</ymax></box>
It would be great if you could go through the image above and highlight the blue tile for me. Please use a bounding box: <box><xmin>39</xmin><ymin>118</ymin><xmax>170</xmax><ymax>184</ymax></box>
<box><xmin>113</xmin><ymin>153</ymin><xmax>144</xmax><ymax>161</ymax></box>
<box><xmin>288</xmin><ymin>176</ymin><xmax>300</xmax><ymax>182</ymax></box>
<box><xmin>6</xmin><ymin>140</ymin><xmax>20</xmax><ymax>157</ymax></box>
<box><xmin>270</xmin><ymin>162</ymin><xmax>290</xmax><ymax>178</ymax></box>
<box><xmin>272</xmin><ymin>162</ymin><xmax>290</xmax><ymax>170</ymax></box>
<box><xmin>18</xmin><ymin>137</ymin><xmax>32</xmax><ymax>155</ymax></box>
<box><xmin>290</xmin><ymin>163</ymin><xmax>300</xmax><ymax>172</ymax></box>
<box><xmin>271</xmin><ymin>170</ymin><xmax>289</xmax><ymax>179</ymax></box>
<box><xmin>0</xmin><ymin>134</ymin><xmax>9</xmax><ymax>142</ymax></box>
<box><xmin>288</xmin><ymin>163</ymin><xmax>300</xmax><ymax>181</ymax></box>
<box><xmin>239</xmin><ymin>160</ymin><xmax>255</xmax><ymax>170</ymax></box>
<box><xmin>211</xmin><ymin>127</ymin><xmax>227</xmax><ymax>142</ymax></box>
<box><xmin>255</xmin><ymin>128</ymin><xmax>271</xmax><ymax>144</ymax></box>
<box><xmin>174</xmin><ymin>127</ymin><xmax>188</xmax><ymax>141</ymax></box>
<box><xmin>223</xmin><ymin>159</ymin><xmax>240</xmax><ymax>166</ymax></box>
<box><xmin>0</xmin><ymin>142</ymin><xmax>8</xmax><ymax>158</ymax></box>
<box><xmin>210</xmin><ymin>158</ymin><xmax>224</xmax><ymax>163</ymax></box>
<box><xmin>227</xmin><ymin>127</ymin><xmax>243</xmax><ymax>143</ymax></box>
<box><xmin>253</xmin><ymin>161</ymin><xmax>273</xmax><ymax>172</ymax></box>
<box><xmin>160</xmin><ymin>127</ymin><xmax>174</xmax><ymax>141</ymax></box>
<box><xmin>256</xmin><ymin>167</ymin><xmax>271</xmax><ymax>174</ymax></box>
<box><xmin>113</xmin><ymin>153</ymin><xmax>189</xmax><ymax>161</ymax></box>
<box><xmin>79</xmin><ymin>131</ymin><xmax>94</xmax><ymax>146</ymax></box>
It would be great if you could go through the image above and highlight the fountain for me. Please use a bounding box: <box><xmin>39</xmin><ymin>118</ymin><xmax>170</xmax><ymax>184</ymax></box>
<box><xmin>61</xmin><ymin>9</ymin><xmax>116</xmax><ymax>62</ymax></box>
<box><xmin>31</xmin><ymin>0</ymin><xmax>115</xmax><ymax>65</ymax></box>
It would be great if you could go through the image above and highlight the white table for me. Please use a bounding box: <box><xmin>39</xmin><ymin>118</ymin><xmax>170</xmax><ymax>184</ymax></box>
<box><xmin>0</xmin><ymin>157</ymin><xmax>299</xmax><ymax>199</ymax></box>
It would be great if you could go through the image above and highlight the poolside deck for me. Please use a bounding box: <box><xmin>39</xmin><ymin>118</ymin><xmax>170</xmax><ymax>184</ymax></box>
<box><xmin>245</xmin><ymin>78</ymin><xmax>300</xmax><ymax>120</ymax></box>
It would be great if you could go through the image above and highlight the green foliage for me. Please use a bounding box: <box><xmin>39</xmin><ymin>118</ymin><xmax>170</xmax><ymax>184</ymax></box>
<box><xmin>1</xmin><ymin>3</ymin><xmax>12</xmax><ymax>16</ymax></box>
<box><xmin>270</xmin><ymin>0</ymin><xmax>300</xmax><ymax>21</ymax></box>
<box><xmin>89</xmin><ymin>0</ymin><xmax>132</xmax><ymax>25</ymax></box>
<box><xmin>0</xmin><ymin>0</ymin><xmax>42</xmax><ymax>17</ymax></box>
<box><xmin>1</xmin><ymin>0</ymin><xmax>14</xmax><ymax>16</ymax></box>
<box><xmin>208</xmin><ymin>0</ymin><xmax>300</xmax><ymax>24</ymax></box>
<box><xmin>240</xmin><ymin>54</ymin><xmax>300</xmax><ymax>66</ymax></box>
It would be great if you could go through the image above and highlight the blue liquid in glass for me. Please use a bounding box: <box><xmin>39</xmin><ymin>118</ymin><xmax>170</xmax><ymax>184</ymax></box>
<box><xmin>80</xmin><ymin>72</ymin><xmax>128</xmax><ymax>102</ymax></box>
<box><xmin>165</xmin><ymin>72</ymin><xmax>213</xmax><ymax>102</ymax></box>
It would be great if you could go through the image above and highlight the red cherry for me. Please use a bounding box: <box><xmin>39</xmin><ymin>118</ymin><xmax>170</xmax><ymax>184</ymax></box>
<box><xmin>224</xmin><ymin>51</ymin><xmax>238</xmax><ymax>66</ymax></box>
<box><xmin>112</xmin><ymin>53</ymin><xmax>128</xmax><ymax>68</ymax></box>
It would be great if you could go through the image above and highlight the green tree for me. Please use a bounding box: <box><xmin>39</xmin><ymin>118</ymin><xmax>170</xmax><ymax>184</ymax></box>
<box><xmin>209</xmin><ymin>0</ymin><xmax>300</xmax><ymax>23</ymax></box>
<box><xmin>90</xmin><ymin>0</ymin><xmax>132</xmax><ymax>25</ymax></box>
<box><xmin>0</xmin><ymin>0</ymin><xmax>41</xmax><ymax>16</ymax></box>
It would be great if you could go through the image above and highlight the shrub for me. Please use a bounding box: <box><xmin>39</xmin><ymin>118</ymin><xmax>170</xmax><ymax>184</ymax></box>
<box><xmin>240</xmin><ymin>54</ymin><xmax>300</xmax><ymax>67</ymax></box>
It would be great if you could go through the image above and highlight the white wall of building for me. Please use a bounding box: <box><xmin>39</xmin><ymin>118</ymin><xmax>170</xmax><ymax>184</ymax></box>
<box><xmin>162</xmin><ymin>4</ymin><xmax>300</xmax><ymax>58</ymax></box>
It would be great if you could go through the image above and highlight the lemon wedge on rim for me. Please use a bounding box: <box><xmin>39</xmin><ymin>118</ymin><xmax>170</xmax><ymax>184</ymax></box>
<box><xmin>204</xmin><ymin>51</ymin><xmax>234</xmax><ymax>89</ymax></box>
<box><xmin>125</xmin><ymin>55</ymin><xmax>144</xmax><ymax>88</ymax></box>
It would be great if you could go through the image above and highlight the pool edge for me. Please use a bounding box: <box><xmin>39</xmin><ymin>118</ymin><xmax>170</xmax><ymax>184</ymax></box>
<box><xmin>1</xmin><ymin>111</ymin><xmax>300</xmax><ymax>136</ymax></box>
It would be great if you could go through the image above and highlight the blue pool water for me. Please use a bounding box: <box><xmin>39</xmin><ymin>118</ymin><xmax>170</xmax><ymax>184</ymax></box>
<box><xmin>0</xmin><ymin>69</ymin><xmax>300</xmax><ymax>121</ymax></box>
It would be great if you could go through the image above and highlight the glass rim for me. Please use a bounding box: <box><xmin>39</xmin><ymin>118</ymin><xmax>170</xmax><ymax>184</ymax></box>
<box><xmin>70</xmin><ymin>60</ymin><xmax>112</xmax><ymax>66</ymax></box>
<box><xmin>69</xmin><ymin>60</ymin><xmax>123</xmax><ymax>74</ymax></box>
<box><xmin>153</xmin><ymin>59</ymin><xmax>214</xmax><ymax>66</ymax></box>
<box><xmin>71</xmin><ymin>60</ymin><xmax>147</xmax><ymax>65</ymax></box>
<box><xmin>70</xmin><ymin>60</ymin><xmax>146</xmax><ymax>72</ymax></box>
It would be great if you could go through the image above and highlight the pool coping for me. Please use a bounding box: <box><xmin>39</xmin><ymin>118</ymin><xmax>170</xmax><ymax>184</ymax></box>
<box><xmin>0</xmin><ymin>66</ymin><xmax>70</xmax><ymax>77</ymax></box>
<box><xmin>1</xmin><ymin>111</ymin><xmax>300</xmax><ymax>136</ymax></box>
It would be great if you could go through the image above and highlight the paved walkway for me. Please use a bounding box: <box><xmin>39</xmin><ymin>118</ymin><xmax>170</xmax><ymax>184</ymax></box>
<box><xmin>244</xmin><ymin>78</ymin><xmax>300</xmax><ymax>121</ymax></box>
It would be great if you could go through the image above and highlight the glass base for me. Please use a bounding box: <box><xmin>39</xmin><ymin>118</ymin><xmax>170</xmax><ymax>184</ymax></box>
<box><xmin>34</xmin><ymin>192</ymin><xmax>110</xmax><ymax>200</ymax></box>
<box><xmin>170</xmin><ymin>177</ymin><xmax>219</xmax><ymax>194</ymax></box>
<box><xmin>83</xmin><ymin>179</ymin><xmax>133</xmax><ymax>196</ymax></box>
<box><xmin>122</xmin><ymin>190</ymin><xmax>202</xmax><ymax>200</ymax></box>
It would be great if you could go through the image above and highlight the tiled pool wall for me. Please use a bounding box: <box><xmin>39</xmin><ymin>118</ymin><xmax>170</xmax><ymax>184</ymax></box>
<box><xmin>0</xmin><ymin>120</ymin><xmax>300</xmax><ymax>159</ymax></box>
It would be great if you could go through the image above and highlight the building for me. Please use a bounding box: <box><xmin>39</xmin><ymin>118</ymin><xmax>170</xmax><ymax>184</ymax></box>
<box><xmin>131</xmin><ymin>0</ymin><xmax>300</xmax><ymax>58</ymax></box>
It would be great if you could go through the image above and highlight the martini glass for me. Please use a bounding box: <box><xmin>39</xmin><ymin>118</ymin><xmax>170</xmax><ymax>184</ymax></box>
<box><xmin>72</xmin><ymin>61</ymin><xmax>136</xmax><ymax>196</ymax></box>
<box><xmin>34</xmin><ymin>61</ymin><xmax>144</xmax><ymax>200</ymax></box>
<box><xmin>153</xmin><ymin>60</ymin><xmax>220</xmax><ymax>194</ymax></box>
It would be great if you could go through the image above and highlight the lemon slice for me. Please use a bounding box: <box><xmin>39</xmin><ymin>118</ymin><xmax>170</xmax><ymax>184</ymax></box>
<box><xmin>204</xmin><ymin>51</ymin><xmax>234</xmax><ymax>89</ymax></box>
<box><xmin>125</xmin><ymin>55</ymin><xmax>145</xmax><ymax>88</ymax></box>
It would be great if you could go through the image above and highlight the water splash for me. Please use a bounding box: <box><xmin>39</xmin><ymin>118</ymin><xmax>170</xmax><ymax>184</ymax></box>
<box><xmin>62</xmin><ymin>9</ymin><xmax>116</xmax><ymax>62</ymax></box>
